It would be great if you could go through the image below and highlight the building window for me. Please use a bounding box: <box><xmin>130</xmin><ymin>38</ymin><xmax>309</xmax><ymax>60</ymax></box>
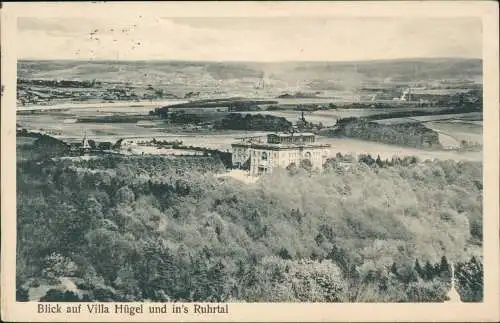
<box><xmin>262</xmin><ymin>151</ymin><xmax>268</xmax><ymax>161</ymax></box>
<box><xmin>305</xmin><ymin>152</ymin><xmax>312</xmax><ymax>159</ymax></box>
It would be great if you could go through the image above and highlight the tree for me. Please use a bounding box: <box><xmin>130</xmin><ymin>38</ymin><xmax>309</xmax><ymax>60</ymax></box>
<box><xmin>286</xmin><ymin>163</ymin><xmax>298</xmax><ymax>175</ymax></box>
<box><xmin>423</xmin><ymin>261</ymin><xmax>435</xmax><ymax>281</ymax></box>
<box><xmin>327</xmin><ymin>245</ymin><xmax>352</xmax><ymax>274</ymax></box>
<box><xmin>84</xmin><ymin>196</ymin><xmax>104</xmax><ymax>228</ymax></box>
<box><xmin>405</xmin><ymin>280</ymin><xmax>448</xmax><ymax>302</ymax></box>
<box><xmin>455</xmin><ymin>257</ymin><xmax>483</xmax><ymax>302</ymax></box>
<box><xmin>88</xmin><ymin>140</ymin><xmax>97</xmax><ymax>149</ymax></box>
<box><xmin>469</xmin><ymin>218</ymin><xmax>482</xmax><ymax>240</ymax></box>
<box><xmin>207</xmin><ymin>260</ymin><xmax>229</xmax><ymax>301</ymax></box>
<box><xmin>299</xmin><ymin>159</ymin><xmax>313</xmax><ymax>172</ymax></box>
<box><xmin>40</xmin><ymin>289</ymin><xmax>81</xmax><ymax>302</ymax></box>
<box><xmin>41</xmin><ymin>253</ymin><xmax>78</xmax><ymax>282</ymax></box>
<box><xmin>16</xmin><ymin>285</ymin><xmax>30</xmax><ymax>302</ymax></box>
<box><xmin>278</xmin><ymin>248</ymin><xmax>292</xmax><ymax>260</ymax></box>
<box><xmin>112</xmin><ymin>139</ymin><xmax>124</xmax><ymax>150</ymax></box>
<box><xmin>154</xmin><ymin>89</ymin><xmax>164</xmax><ymax>98</ymax></box>
<box><xmin>438</xmin><ymin>255</ymin><xmax>451</xmax><ymax>280</ymax></box>
<box><xmin>359</xmin><ymin>154</ymin><xmax>375</xmax><ymax>166</ymax></box>
<box><xmin>414</xmin><ymin>259</ymin><xmax>424</xmax><ymax>279</ymax></box>
<box><xmin>16</xmin><ymin>147</ymin><xmax>483</xmax><ymax>303</ymax></box>
<box><xmin>390</xmin><ymin>262</ymin><xmax>398</xmax><ymax>277</ymax></box>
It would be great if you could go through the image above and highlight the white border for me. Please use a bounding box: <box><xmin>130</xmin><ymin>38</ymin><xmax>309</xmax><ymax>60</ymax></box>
<box><xmin>2</xmin><ymin>2</ymin><xmax>499</xmax><ymax>322</ymax></box>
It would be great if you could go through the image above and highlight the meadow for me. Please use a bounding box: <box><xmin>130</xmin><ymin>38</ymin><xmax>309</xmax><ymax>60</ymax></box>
<box><xmin>424</xmin><ymin>121</ymin><xmax>483</xmax><ymax>146</ymax></box>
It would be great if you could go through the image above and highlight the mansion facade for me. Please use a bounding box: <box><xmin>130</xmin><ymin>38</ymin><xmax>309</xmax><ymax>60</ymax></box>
<box><xmin>231</xmin><ymin>132</ymin><xmax>331</xmax><ymax>176</ymax></box>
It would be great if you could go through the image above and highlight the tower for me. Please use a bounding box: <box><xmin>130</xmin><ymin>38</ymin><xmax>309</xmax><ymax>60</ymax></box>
<box><xmin>81</xmin><ymin>130</ymin><xmax>91</xmax><ymax>155</ymax></box>
<box><xmin>400</xmin><ymin>88</ymin><xmax>407</xmax><ymax>101</ymax></box>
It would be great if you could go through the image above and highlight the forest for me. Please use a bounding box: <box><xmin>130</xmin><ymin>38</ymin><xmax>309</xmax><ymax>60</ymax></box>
<box><xmin>214</xmin><ymin>113</ymin><xmax>292</xmax><ymax>131</ymax></box>
<box><xmin>16</xmin><ymin>135</ymin><xmax>483</xmax><ymax>303</ymax></box>
<box><xmin>328</xmin><ymin>118</ymin><xmax>441</xmax><ymax>149</ymax></box>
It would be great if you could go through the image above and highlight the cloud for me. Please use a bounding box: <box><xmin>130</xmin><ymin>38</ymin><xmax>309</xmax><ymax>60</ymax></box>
<box><xmin>17</xmin><ymin>17</ymin><xmax>482</xmax><ymax>61</ymax></box>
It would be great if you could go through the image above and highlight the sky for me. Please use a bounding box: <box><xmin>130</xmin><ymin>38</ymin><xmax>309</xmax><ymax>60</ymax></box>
<box><xmin>17</xmin><ymin>16</ymin><xmax>482</xmax><ymax>62</ymax></box>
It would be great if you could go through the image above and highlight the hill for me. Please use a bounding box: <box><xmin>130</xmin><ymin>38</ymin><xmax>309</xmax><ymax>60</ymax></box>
<box><xmin>16</xmin><ymin>147</ymin><xmax>483</xmax><ymax>302</ymax></box>
<box><xmin>18</xmin><ymin>58</ymin><xmax>482</xmax><ymax>87</ymax></box>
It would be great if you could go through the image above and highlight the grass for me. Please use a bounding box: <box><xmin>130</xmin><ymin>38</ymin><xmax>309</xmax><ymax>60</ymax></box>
<box><xmin>372</xmin><ymin>118</ymin><xmax>421</xmax><ymax>125</ymax></box>
<box><xmin>425</xmin><ymin>121</ymin><xmax>482</xmax><ymax>146</ymax></box>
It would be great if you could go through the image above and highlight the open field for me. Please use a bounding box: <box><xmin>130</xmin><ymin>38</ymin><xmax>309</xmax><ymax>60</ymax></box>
<box><xmin>17</xmin><ymin>113</ymin><xmax>270</xmax><ymax>145</ymax></box>
<box><xmin>15</xmin><ymin>58</ymin><xmax>483</xmax><ymax>164</ymax></box>
<box><xmin>407</xmin><ymin>112</ymin><xmax>482</xmax><ymax>122</ymax></box>
<box><xmin>370</xmin><ymin>111</ymin><xmax>482</xmax><ymax>124</ymax></box>
<box><xmin>371</xmin><ymin>112</ymin><xmax>483</xmax><ymax>148</ymax></box>
<box><xmin>122</xmin><ymin>146</ymin><xmax>205</xmax><ymax>156</ymax></box>
<box><xmin>17</xmin><ymin>110</ymin><xmax>483</xmax><ymax>162</ymax></box>
<box><xmin>17</xmin><ymin>106</ymin><xmax>483</xmax><ymax>162</ymax></box>
<box><xmin>425</xmin><ymin>120</ymin><xmax>483</xmax><ymax>146</ymax></box>
<box><xmin>317</xmin><ymin>137</ymin><xmax>482</xmax><ymax>162</ymax></box>
<box><xmin>17</xmin><ymin>100</ymin><xmax>466</xmax><ymax>136</ymax></box>
<box><xmin>215</xmin><ymin>169</ymin><xmax>259</xmax><ymax>184</ymax></box>
<box><xmin>17</xmin><ymin>114</ymin><xmax>167</xmax><ymax>140</ymax></box>
<box><xmin>241</xmin><ymin>106</ymin><xmax>458</xmax><ymax>126</ymax></box>
<box><xmin>372</xmin><ymin>118</ymin><xmax>421</xmax><ymax>125</ymax></box>
<box><xmin>17</xmin><ymin>99</ymin><xmax>188</xmax><ymax>113</ymax></box>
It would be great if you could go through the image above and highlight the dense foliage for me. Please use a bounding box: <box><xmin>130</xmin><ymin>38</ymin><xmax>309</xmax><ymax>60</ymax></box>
<box><xmin>214</xmin><ymin>113</ymin><xmax>292</xmax><ymax>131</ymax></box>
<box><xmin>361</xmin><ymin>106</ymin><xmax>482</xmax><ymax>121</ymax></box>
<box><xmin>18</xmin><ymin>78</ymin><xmax>101</xmax><ymax>88</ymax></box>
<box><xmin>16</xmin><ymin>132</ymin><xmax>70</xmax><ymax>161</ymax></box>
<box><xmin>329</xmin><ymin>118</ymin><xmax>441</xmax><ymax>148</ymax></box>
<box><xmin>16</xmin><ymin>148</ymin><xmax>483</xmax><ymax>302</ymax></box>
<box><xmin>76</xmin><ymin>115</ymin><xmax>158</xmax><ymax>123</ymax></box>
<box><xmin>151</xmin><ymin>99</ymin><xmax>278</xmax><ymax>117</ymax></box>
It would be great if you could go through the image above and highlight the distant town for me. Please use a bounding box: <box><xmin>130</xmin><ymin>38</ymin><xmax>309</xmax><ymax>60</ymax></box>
<box><xmin>17</xmin><ymin>75</ymin><xmax>481</xmax><ymax>108</ymax></box>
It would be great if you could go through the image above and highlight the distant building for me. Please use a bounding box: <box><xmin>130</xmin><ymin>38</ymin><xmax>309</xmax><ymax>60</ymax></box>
<box><xmin>231</xmin><ymin>132</ymin><xmax>331</xmax><ymax>176</ymax></box>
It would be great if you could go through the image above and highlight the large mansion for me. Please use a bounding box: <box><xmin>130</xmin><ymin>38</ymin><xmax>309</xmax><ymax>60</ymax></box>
<box><xmin>231</xmin><ymin>132</ymin><xmax>331</xmax><ymax>176</ymax></box>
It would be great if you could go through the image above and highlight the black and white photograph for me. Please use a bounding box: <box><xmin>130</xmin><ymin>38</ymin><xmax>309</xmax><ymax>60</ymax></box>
<box><xmin>1</xmin><ymin>1</ymin><xmax>499</xmax><ymax>322</ymax></box>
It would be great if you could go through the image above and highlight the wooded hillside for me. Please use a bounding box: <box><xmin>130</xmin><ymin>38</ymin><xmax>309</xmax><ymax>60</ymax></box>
<box><xmin>16</xmin><ymin>152</ymin><xmax>483</xmax><ymax>302</ymax></box>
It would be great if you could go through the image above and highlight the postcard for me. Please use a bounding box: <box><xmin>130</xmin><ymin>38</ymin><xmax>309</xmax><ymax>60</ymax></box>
<box><xmin>1</xmin><ymin>1</ymin><xmax>499</xmax><ymax>322</ymax></box>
